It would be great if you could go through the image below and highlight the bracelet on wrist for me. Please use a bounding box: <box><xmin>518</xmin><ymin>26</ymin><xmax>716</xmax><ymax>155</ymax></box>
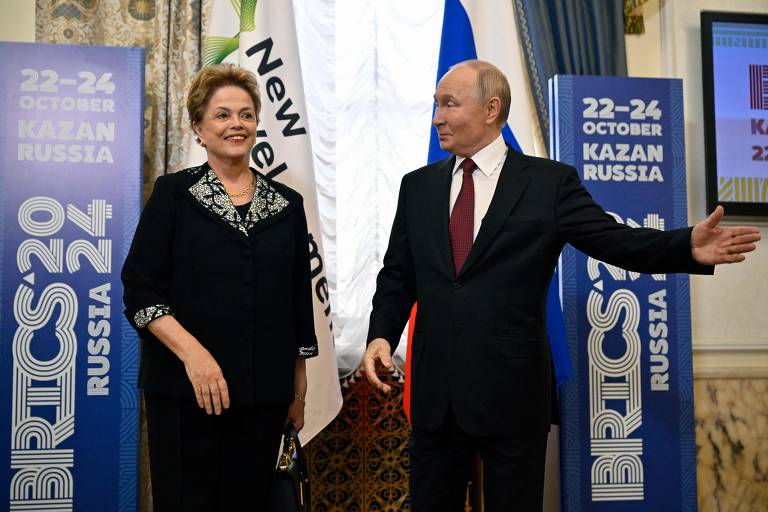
<box><xmin>294</xmin><ymin>393</ymin><xmax>306</xmax><ymax>405</ymax></box>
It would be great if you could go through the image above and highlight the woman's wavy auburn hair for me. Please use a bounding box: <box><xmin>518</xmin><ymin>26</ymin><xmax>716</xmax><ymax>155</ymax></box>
<box><xmin>186</xmin><ymin>64</ymin><xmax>262</xmax><ymax>128</ymax></box>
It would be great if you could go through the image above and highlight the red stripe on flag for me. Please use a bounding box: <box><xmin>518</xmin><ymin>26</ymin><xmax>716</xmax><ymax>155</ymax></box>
<box><xmin>404</xmin><ymin>303</ymin><xmax>417</xmax><ymax>422</ymax></box>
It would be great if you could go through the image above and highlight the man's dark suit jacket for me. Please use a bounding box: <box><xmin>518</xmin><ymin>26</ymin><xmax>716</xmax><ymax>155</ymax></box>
<box><xmin>122</xmin><ymin>162</ymin><xmax>318</xmax><ymax>407</ymax></box>
<box><xmin>367</xmin><ymin>146</ymin><xmax>711</xmax><ymax>437</ymax></box>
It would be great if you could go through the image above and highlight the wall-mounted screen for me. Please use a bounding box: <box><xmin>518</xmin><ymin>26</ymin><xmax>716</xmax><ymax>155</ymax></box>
<box><xmin>702</xmin><ymin>11</ymin><xmax>768</xmax><ymax>216</ymax></box>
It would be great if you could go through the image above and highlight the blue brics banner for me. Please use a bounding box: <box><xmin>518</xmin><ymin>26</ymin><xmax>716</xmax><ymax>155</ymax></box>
<box><xmin>0</xmin><ymin>42</ymin><xmax>143</xmax><ymax>511</ymax></box>
<box><xmin>550</xmin><ymin>75</ymin><xmax>695</xmax><ymax>511</ymax></box>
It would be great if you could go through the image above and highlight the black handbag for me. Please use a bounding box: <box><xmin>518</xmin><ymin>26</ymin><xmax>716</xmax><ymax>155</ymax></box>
<box><xmin>268</xmin><ymin>425</ymin><xmax>311</xmax><ymax>512</ymax></box>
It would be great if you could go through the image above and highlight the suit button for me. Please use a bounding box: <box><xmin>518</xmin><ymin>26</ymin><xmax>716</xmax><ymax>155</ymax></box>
<box><xmin>452</xmin><ymin>281</ymin><xmax>462</xmax><ymax>289</ymax></box>
<box><xmin>243</xmin><ymin>249</ymin><xmax>253</xmax><ymax>258</ymax></box>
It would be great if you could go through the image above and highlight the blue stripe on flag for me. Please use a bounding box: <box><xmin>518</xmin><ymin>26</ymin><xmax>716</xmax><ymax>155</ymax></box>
<box><xmin>548</xmin><ymin>271</ymin><xmax>573</xmax><ymax>385</ymax></box>
<box><xmin>428</xmin><ymin>0</ymin><xmax>571</xmax><ymax>385</ymax></box>
<box><xmin>428</xmin><ymin>0</ymin><xmax>476</xmax><ymax>163</ymax></box>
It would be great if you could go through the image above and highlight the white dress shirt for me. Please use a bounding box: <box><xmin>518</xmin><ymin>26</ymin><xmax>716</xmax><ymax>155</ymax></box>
<box><xmin>449</xmin><ymin>134</ymin><xmax>508</xmax><ymax>241</ymax></box>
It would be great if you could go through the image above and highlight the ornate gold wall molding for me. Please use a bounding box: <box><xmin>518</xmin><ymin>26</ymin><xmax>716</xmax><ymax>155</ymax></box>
<box><xmin>624</xmin><ymin>0</ymin><xmax>650</xmax><ymax>34</ymax></box>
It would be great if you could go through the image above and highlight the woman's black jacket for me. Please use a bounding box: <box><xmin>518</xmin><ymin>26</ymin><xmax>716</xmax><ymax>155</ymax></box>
<box><xmin>122</xmin><ymin>162</ymin><xmax>318</xmax><ymax>406</ymax></box>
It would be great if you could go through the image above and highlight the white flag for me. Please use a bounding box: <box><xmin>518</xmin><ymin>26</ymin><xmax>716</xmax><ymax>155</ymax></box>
<box><xmin>187</xmin><ymin>0</ymin><xmax>342</xmax><ymax>444</ymax></box>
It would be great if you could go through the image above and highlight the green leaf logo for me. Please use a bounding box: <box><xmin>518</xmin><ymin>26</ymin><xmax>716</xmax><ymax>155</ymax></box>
<box><xmin>240</xmin><ymin>0</ymin><xmax>257</xmax><ymax>32</ymax></box>
<box><xmin>203</xmin><ymin>36</ymin><xmax>241</xmax><ymax>66</ymax></box>
<box><xmin>202</xmin><ymin>1</ymin><xmax>258</xmax><ymax>66</ymax></box>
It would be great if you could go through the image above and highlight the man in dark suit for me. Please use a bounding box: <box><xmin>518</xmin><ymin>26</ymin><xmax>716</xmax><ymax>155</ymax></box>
<box><xmin>362</xmin><ymin>60</ymin><xmax>760</xmax><ymax>511</ymax></box>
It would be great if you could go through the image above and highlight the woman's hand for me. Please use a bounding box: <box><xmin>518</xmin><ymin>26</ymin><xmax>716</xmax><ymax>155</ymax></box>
<box><xmin>182</xmin><ymin>344</ymin><xmax>230</xmax><ymax>415</ymax></box>
<box><xmin>286</xmin><ymin>396</ymin><xmax>305</xmax><ymax>431</ymax></box>
<box><xmin>286</xmin><ymin>357</ymin><xmax>307</xmax><ymax>431</ymax></box>
<box><xmin>146</xmin><ymin>315</ymin><xmax>230</xmax><ymax>415</ymax></box>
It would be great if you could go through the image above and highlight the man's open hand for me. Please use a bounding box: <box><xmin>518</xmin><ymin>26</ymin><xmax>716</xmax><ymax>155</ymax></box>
<box><xmin>691</xmin><ymin>206</ymin><xmax>761</xmax><ymax>265</ymax></box>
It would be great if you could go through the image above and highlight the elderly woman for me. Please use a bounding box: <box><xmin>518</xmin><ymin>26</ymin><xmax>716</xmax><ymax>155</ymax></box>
<box><xmin>122</xmin><ymin>64</ymin><xmax>317</xmax><ymax>510</ymax></box>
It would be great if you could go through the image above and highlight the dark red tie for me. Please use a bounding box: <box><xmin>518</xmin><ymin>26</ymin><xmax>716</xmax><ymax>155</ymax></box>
<box><xmin>449</xmin><ymin>158</ymin><xmax>475</xmax><ymax>274</ymax></box>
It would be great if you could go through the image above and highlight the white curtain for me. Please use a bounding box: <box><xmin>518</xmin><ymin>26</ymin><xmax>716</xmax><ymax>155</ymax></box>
<box><xmin>294</xmin><ymin>0</ymin><xmax>443</xmax><ymax>373</ymax></box>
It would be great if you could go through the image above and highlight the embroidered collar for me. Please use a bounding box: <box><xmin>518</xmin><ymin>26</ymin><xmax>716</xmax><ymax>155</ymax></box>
<box><xmin>187</xmin><ymin>165</ymin><xmax>289</xmax><ymax>235</ymax></box>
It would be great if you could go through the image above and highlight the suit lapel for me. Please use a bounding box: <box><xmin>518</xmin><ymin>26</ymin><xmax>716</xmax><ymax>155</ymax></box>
<box><xmin>186</xmin><ymin>165</ymin><xmax>251</xmax><ymax>241</ymax></box>
<box><xmin>432</xmin><ymin>156</ymin><xmax>456</xmax><ymax>276</ymax></box>
<box><xmin>457</xmin><ymin>149</ymin><xmax>530</xmax><ymax>278</ymax></box>
<box><xmin>184</xmin><ymin>163</ymin><xmax>291</xmax><ymax>246</ymax></box>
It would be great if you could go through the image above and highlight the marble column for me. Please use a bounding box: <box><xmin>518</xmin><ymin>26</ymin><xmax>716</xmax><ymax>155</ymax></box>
<box><xmin>696</xmin><ymin>379</ymin><xmax>768</xmax><ymax>511</ymax></box>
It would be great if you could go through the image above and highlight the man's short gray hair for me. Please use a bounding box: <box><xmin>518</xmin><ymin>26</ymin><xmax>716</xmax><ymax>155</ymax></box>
<box><xmin>450</xmin><ymin>60</ymin><xmax>511</xmax><ymax>127</ymax></box>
